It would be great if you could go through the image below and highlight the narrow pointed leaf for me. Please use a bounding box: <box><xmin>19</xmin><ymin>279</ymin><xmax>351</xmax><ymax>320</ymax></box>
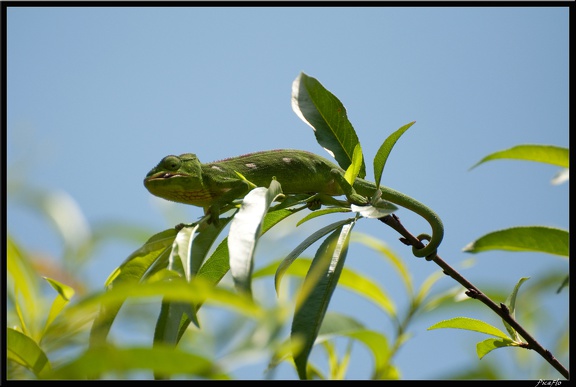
<box><xmin>7</xmin><ymin>328</ymin><xmax>51</xmax><ymax>378</ymax></box>
<box><xmin>170</xmin><ymin>225</ymin><xmax>199</xmax><ymax>282</ymax></box>
<box><xmin>228</xmin><ymin>181</ymin><xmax>283</xmax><ymax>294</ymax></box>
<box><xmin>153</xmin><ymin>299</ymin><xmax>199</xmax><ymax>366</ymax></box>
<box><xmin>189</xmin><ymin>219</ymin><xmax>231</xmax><ymax>277</ymax></box>
<box><xmin>428</xmin><ymin>317</ymin><xmax>511</xmax><ymax>340</ymax></box>
<box><xmin>502</xmin><ymin>277</ymin><xmax>529</xmax><ymax>341</ymax></box>
<box><xmin>344</xmin><ymin>144</ymin><xmax>363</xmax><ymax>185</ymax></box>
<box><xmin>275</xmin><ymin>218</ymin><xmax>354</xmax><ymax>294</ymax></box>
<box><xmin>50</xmin><ymin>344</ymin><xmax>228</xmax><ymax>379</ymax></box>
<box><xmin>257</xmin><ymin>257</ymin><xmax>395</xmax><ymax>316</ymax></box>
<box><xmin>373</xmin><ymin>121</ymin><xmax>416</xmax><ymax>187</ymax></box>
<box><xmin>292</xmin><ymin>222</ymin><xmax>355</xmax><ymax>379</ymax></box>
<box><xmin>318</xmin><ymin>313</ymin><xmax>392</xmax><ymax>380</ymax></box>
<box><xmin>42</xmin><ymin>277</ymin><xmax>75</xmax><ymax>335</ymax></box>
<box><xmin>90</xmin><ymin>228</ymin><xmax>177</xmax><ymax>346</ymax></box>
<box><xmin>291</xmin><ymin>72</ymin><xmax>365</xmax><ymax>177</ymax></box>
<box><xmin>197</xmin><ymin>209</ymin><xmax>295</xmax><ymax>286</ymax></box>
<box><xmin>463</xmin><ymin>226</ymin><xmax>569</xmax><ymax>257</ymax></box>
<box><xmin>296</xmin><ymin>207</ymin><xmax>351</xmax><ymax>226</ymax></box>
<box><xmin>470</xmin><ymin>144</ymin><xmax>569</xmax><ymax>170</ymax></box>
<box><xmin>70</xmin><ymin>278</ymin><xmax>262</xmax><ymax>320</ymax></box>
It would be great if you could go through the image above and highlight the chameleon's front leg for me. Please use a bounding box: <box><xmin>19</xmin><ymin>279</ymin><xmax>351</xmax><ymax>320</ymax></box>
<box><xmin>205</xmin><ymin>179</ymin><xmax>254</xmax><ymax>224</ymax></box>
<box><xmin>329</xmin><ymin>169</ymin><xmax>368</xmax><ymax>205</ymax></box>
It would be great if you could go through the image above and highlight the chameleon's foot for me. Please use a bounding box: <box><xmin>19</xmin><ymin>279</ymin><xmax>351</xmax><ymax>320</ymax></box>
<box><xmin>347</xmin><ymin>193</ymin><xmax>368</xmax><ymax>206</ymax></box>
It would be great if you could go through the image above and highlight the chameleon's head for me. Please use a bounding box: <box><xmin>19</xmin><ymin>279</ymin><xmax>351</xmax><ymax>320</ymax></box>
<box><xmin>144</xmin><ymin>153</ymin><xmax>208</xmax><ymax>206</ymax></box>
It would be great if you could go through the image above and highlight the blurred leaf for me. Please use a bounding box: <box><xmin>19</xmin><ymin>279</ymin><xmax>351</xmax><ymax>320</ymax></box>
<box><xmin>502</xmin><ymin>277</ymin><xmax>530</xmax><ymax>341</ymax></box>
<box><xmin>90</xmin><ymin>228</ymin><xmax>177</xmax><ymax>346</ymax></box>
<box><xmin>373</xmin><ymin>121</ymin><xmax>416</xmax><ymax>187</ymax></box>
<box><xmin>50</xmin><ymin>344</ymin><xmax>228</xmax><ymax>379</ymax></box>
<box><xmin>7</xmin><ymin>235</ymin><xmax>41</xmax><ymax>336</ymax></box>
<box><xmin>428</xmin><ymin>317</ymin><xmax>511</xmax><ymax>340</ymax></box>
<box><xmin>274</xmin><ymin>218</ymin><xmax>354</xmax><ymax>294</ymax></box>
<box><xmin>291</xmin><ymin>72</ymin><xmax>365</xmax><ymax>177</ymax></box>
<box><xmin>318</xmin><ymin>312</ymin><xmax>393</xmax><ymax>379</ymax></box>
<box><xmin>344</xmin><ymin>144</ymin><xmax>363</xmax><ymax>186</ymax></box>
<box><xmin>42</xmin><ymin>277</ymin><xmax>75</xmax><ymax>336</ymax></box>
<box><xmin>153</xmin><ymin>300</ymin><xmax>198</xmax><ymax>356</ymax></box>
<box><xmin>228</xmin><ymin>180</ymin><xmax>283</xmax><ymax>295</ymax></box>
<box><xmin>551</xmin><ymin>168</ymin><xmax>569</xmax><ymax>185</ymax></box>
<box><xmin>257</xmin><ymin>256</ymin><xmax>395</xmax><ymax>316</ymax></box>
<box><xmin>7</xmin><ymin>328</ymin><xmax>51</xmax><ymax>378</ymax></box>
<box><xmin>463</xmin><ymin>226</ymin><xmax>569</xmax><ymax>257</ymax></box>
<box><xmin>414</xmin><ymin>270</ymin><xmax>445</xmax><ymax>308</ymax></box>
<box><xmin>72</xmin><ymin>277</ymin><xmax>262</xmax><ymax>323</ymax></box>
<box><xmin>351</xmin><ymin>233</ymin><xmax>413</xmax><ymax>296</ymax></box>
<box><xmin>470</xmin><ymin>144</ymin><xmax>569</xmax><ymax>169</ymax></box>
<box><xmin>292</xmin><ymin>222</ymin><xmax>354</xmax><ymax>379</ymax></box>
<box><xmin>476</xmin><ymin>338</ymin><xmax>518</xmax><ymax>359</ymax></box>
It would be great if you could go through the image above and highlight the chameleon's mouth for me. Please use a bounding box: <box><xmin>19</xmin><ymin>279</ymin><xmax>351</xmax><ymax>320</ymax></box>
<box><xmin>145</xmin><ymin>172</ymin><xmax>189</xmax><ymax>182</ymax></box>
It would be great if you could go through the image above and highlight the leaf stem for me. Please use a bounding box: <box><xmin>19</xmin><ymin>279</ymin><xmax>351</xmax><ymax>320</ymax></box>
<box><xmin>380</xmin><ymin>214</ymin><xmax>569</xmax><ymax>379</ymax></box>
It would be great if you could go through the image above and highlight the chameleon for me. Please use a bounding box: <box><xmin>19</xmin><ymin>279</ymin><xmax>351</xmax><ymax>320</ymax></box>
<box><xmin>144</xmin><ymin>149</ymin><xmax>443</xmax><ymax>258</ymax></box>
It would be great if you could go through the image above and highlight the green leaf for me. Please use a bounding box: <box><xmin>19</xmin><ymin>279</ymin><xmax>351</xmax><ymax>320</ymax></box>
<box><xmin>470</xmin><ymin>144</ymin><xmax>569</xmax><ymax>169</ymax></box>
<box><xmin>189</xmin><ymin>219</ymin><xmax>231</xmax><ymax>277</ymax></box>
<box><xmin>7</xmin><ymin>328</ymin><xmax>51</xmax><ymax>378</ymax></box>
<box><xmin>90</xmin><ymin>228</ymin><xmax>178</xmax><ymax>346</ymax></box>
<box><xmin>274</xmin><ymin>219</ymin><xmax>354</xmax><ymax>294</ymax></box>
<box><xmin>7</xmin><ymin>235</ymin><xmax>40</xmax><ymax>336</ymax></box>
<box><xmin>502</xmin><ymin>277</ymin><xmax>530</xmax><ymax>341</ymax></box>
<box><xmin>476</xmin><ymin>338</ymin><xmax>518</xmax><ymax>359</ymax></box>
<box><xmin>317</xmin><ymin>312</ymin><xmax>393</xmax><ymax>379</ymax></box>
<box><xmin>257</xmin><ymin>258</ymin><xmax>395</xmax><ymax>316</ymax></box>
<box><xmin>351</xmin><ymin>233</ymin><xmax>413</xmax><ymax>296</ymax></box>
<box><xmin>197</xmin><ymin>209</ymin><xmax>295</xmax><ymax>287</ymax></box>
<box><xmin>70</xmin><ymin>278</ymin><xmax>262</xmax><ymax>322</ymax></box>
<box><xmin>154</xmin><ymin>300</ymin><xmax>198</xmax><ymax>347</ymax></box>
<box><xmin>228</xmin><ymin>180</ymin><xmax>283</xmax><ymax>295</ymax></box>
<box><xmin>49</xmin><ymin>344</ymin><xmax>228</xmax><ymax>379</ymax></box>
<box><xmin>291</xmin><ymin>222</ymin><xmax>355</xmax><ymax>379</ymax></box>
<box><xmin>291</xmin><ymin>72</ymin><xmax>365</xmax><ymax>177</ymax></box>
<box><xmin>428</xmin><ymin>317</ymin><xmax>511</xmax><ymax>340</ymax></box>
<box><xmin>373</xmin><ymin>121</ymin><xmax>416</xmax><ymax>187</ymax></box>
<box><xmin>42</xmin><ymin>277</ymin><xmax>75</xmax><ymax>336</ymax></box>
<box><xmin>297</xmin><ymin>207</ymin><xmax>351</xmax><ymax>226</ymax></box>
<box><xmin>463</xmin><ymin>226</ymin><xmax>569</xmax><ymax>257</ymax></box>
<box><xmin>344</xmin><ymin>144</ymin><xmax>363</xmax><ymax>186</ymax></box>
<box><xmin>169</xmin><ymin>225</ymin><xmax>199</xmax><ymax>282</ymax></box>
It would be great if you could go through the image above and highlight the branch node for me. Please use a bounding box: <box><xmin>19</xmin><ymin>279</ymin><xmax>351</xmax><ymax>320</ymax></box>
<box><xmin>465</xmin><ymin>288</ymin><xmax>479</xmax><ymax>299</ymax></box>
<box><xmin>399</xmin><ymin>237</ymin><xmax>411</xmax><ymax>246</ymax></box>
<box><xmin>500</xmin><ymin>303</ymin><xmax>510</xmax><ymax>315</ymax></box>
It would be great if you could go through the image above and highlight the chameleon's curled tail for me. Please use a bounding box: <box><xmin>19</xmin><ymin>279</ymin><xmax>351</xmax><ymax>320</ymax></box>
<box><xmin>377</xmin><ymin>185</ymin><xmax>444</xmax><ymax>258</ymax></box>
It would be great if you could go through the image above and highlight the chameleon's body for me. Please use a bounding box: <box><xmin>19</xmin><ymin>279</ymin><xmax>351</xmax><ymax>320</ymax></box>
<box><xmin>144</xmin><ymin>149</ymin><xmax>443</xmax><ymax>257</ymax></box>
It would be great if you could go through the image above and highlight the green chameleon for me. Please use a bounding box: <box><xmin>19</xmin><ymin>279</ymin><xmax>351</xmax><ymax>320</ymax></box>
<box><xmin>144</xmin><ymin>149</ymin><xmax>443</xmax><ymax>258</ymax></box>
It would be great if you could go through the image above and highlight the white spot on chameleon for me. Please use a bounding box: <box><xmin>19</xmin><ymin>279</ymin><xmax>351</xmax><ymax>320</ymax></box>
<box><xmin>282</xmin><ymin>157</ymin><xmax>292</xmax><ymax>163</ymax></box>
<box><xmin>245</xmin><ymin>163</ymin><xmax>258</xmax><ymax>169</ymax></box>
<box><xmin>211</xmin><ymin>165</ymin><xmax>224</xmax><ymax>172</ymax></box>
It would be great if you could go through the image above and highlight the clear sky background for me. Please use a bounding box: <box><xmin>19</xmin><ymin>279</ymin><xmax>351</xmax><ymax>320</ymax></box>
<box><xmin>7</xmin><ymin>6</ymin><xmax>569</xmax><ymax>380</ymax></box>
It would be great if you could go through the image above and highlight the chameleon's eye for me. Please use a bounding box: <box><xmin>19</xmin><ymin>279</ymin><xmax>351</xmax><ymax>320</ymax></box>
<box><xmin>162</xmin><ymin>155</ymin><xmax>181</xmax><ymax>171</ymax></box>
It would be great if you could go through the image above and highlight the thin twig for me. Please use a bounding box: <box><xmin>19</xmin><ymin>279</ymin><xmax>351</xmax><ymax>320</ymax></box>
<box><xmin>380</xmin><ymin>214</ymin><xmax>569</xmax><ymax>380</ymax></box>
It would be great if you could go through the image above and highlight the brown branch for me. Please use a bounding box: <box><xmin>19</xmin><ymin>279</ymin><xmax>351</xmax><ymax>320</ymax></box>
<box><xmin>380</xmin><ymin>214</ymin><xmax>569</xmax><ymax>380</ymax></box>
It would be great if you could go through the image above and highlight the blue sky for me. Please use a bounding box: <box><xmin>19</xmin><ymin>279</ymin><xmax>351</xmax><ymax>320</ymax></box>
<box><xmin>7</xmin><ymin>6</ymin><xmax>569</xmax><ymax>380</ymax></box>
